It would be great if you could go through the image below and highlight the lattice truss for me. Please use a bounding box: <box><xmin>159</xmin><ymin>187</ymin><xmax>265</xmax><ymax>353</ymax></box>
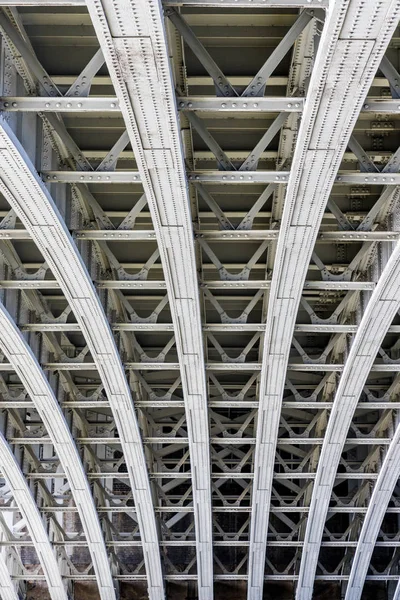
<box><xmin>1</xmin><ymin>1</ymin><xmax>400</xmax><ymax>600</ymax></box>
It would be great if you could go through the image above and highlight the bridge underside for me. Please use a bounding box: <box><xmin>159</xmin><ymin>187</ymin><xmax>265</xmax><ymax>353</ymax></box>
<box><xmin>0</xmin><ymin>1</ymin><xmax>400</xmax><ymax>599</ymax></box>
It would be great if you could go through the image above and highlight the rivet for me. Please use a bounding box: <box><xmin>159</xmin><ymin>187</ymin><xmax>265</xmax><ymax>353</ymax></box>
<box><xmin>221</xmin><ymin>103</ymin><xmax>227</xmax><ymax>108</ymax></box>
<box><xmin>56</xmin><ymin>103</ymin><xmax>61</xmax><ymax>108</ymax></box>
<box><xmin>110</xmin><ymin>103</ymin><xmax>116</xmax><ymax>108</ymax></box>
<box><xmin>77</xmin><ymin>103</ymin><xmax>82</xmax><ymax>108</ymax></box>
<box><xmin>12</xmin><ymin>102</ymin><xmax>17</xmax><ymax>108</ymax></box>
<box><xmin>66</xmin><ymin>103</ymin><xmax>71</xmax><ymax>108</ymax></box>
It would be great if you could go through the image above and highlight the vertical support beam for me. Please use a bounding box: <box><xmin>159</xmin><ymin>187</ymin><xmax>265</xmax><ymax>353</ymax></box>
<box><xmin>246</xmin><ymin>2</ymin><xmax>400</xmax><ymax>600</ymax></box>
<box><xmin>86</xmin><ymin>1</ymin><xmax>213</xmax><ymax>598</ymax></box>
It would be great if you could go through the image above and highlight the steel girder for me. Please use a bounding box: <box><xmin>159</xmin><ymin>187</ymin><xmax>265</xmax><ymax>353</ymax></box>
<box><xmin>0</xmin><ymin>300</ymin><xmax>116</xmax><ymax>600</ymax></box>
<box><xmin>0</xmin><ymin>429</ymin><xmax>67</xmax><ymax>600</ymax></box>
<box><xmin>2</xmin><ymin>1</ymin><xmax>400</xmax><ymax>597</ymax></box>
<box><xmin>297</xmin><ymin>236</ymin><xmax>400</xmax><ymax>598</ymax></box>
<box><xmin>86</xmin><ymin>1</ymin><xmax>213</xmax><ymax>598</ymax></box>
<box><xmin>248</xmin><ymin>2</ymin><xmax>400</xmax><ymax>598</ymax></box>
<box><xmin>0</xmin><ymin>121</ymin><xmax>163</xmax><ymax>599</ymax></box>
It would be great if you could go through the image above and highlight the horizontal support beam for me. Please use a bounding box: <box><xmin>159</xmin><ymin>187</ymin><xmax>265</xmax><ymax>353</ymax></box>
<box><xmin>177</xmin><ymin>97</ymin><xmax>305</xmax><ymax>112</ymax></box>
<box><xmin>3</xmin><ymin>540</ymin><xmax>400</xmax><ymax>549</ymax></box>
<box><xmin>0</xmin><ymin>97</ymin><xmax>120</xmax><ymax>112</ymax></box>
<box><xmin>0</xmin><ymin>503</ymin><xmax>393</xmax><ymax>513</ymax></box>
<box><xmin>0</xmin><ymin>280</ymin><xmax>376</xmax><ymax>291</ymax></box>
<box><xmin>0</xmin><ymin>400</ymin><xmax>398</xmax><ymax>410</ymax></box>
<box><xmin>4</xmin><ymin>574</ymin><xmax>400</xmax><ymax>583</ymax></box>
<box><xmin>1</xmin><ymin>228</ymin><xmax>400</xmax><ymax>243</ymax></box>
<box><xmin>189</xmin><ymin>171</ymin><xmax>400</xmax><ymax>184</ymax></box>
<box><xmin>0</xmin><ymin>0</ymin><xmax>328</xmax><ymax>5</ymax></box>
<box><xmin>16</xmin><ymin>471</ymin><xmax>381</xmax><ymax>481</ymax></box>
<box><xmin>3</xmin><ymin>96</ymin><xmax>398</xmax><ymax>114</ymax></box>
<box><xmin>0</xmin><ymin>361</ymin><xmax>397</xmax><ymax>372</ymax></box>
<box><xmin>8</xmin><ymin>436</ymin><xmax>395</xmax><ymax>445</ymax></box>
<box><xmin>19</xmin><ymin>322</ymin><xmax>400</xmax><ymax>335</ymax></box>
<box><xmin>163</xmin><ymin>0</ymin><xmax>328</xmax><ymax>6</ymax></box>
<box><xmin>41</xmin><ymin>171</ymin><xmax>141</xmax><ymax>183</ymax></box>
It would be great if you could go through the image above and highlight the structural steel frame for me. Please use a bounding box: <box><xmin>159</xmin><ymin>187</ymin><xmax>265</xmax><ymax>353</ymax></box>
<box><xmin>0</xmin><ymin>1</ymin><xmax>400</xmax><ymax>598</ymax></box>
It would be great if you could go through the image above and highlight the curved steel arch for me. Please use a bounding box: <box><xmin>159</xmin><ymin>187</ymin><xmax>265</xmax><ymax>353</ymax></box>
<box><xmin>0</xmin><ymin>429</ymin><xmax>67</xmax><ymax>600</ymax></box>
<box><xmin>246</xmin><ymin>2</ymin><xmax>400</xmax><ymax>599</ymax></box>
<box><xmin>0</xmin><ymin>119</ymin><xmax>164</xmax><ymax>600</ymax></box>
<box><xmin>337</xmin><ymin>241</ymin><xmax>400</xmax><ymax>599</ymax></box>
<box><xmin>297</xmin><ymin>238</ymin><xmax>400</xmax><ymax>600</ymax></box>
<box><xmin>86</xmin><ymin>0</ymin><xmax>213</xmax><ymax>597</ymax></box>
<box><xmin>0</xmin><ymin>301</ymin><xmax>115</xmax><ymax>600</ymax></box>
<box><xmin>0</xmin><ymin>554</ymin><xmax>18</xmax><ymax>600</ymax></box>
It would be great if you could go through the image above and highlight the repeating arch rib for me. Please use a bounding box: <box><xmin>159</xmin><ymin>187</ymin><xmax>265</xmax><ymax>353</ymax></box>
<box><xmin>0</xmin><ymin>301</ymin><xmax>114</xmax><ymax>600</ymax></box>
<box><xmin>0</xmin><ymin>119</ymin><xmax>164</xmax><ymax>600</ymax></box>
<box><xmin>247</xmin><ymin>2</ymin><xmax>400</xmax><ymax>599</ymax></box>
<box><xmin>86</xmin><ymin>1</ymin><xmax>213</xmax><ymax>597</ymax></box>
<box><xmin>297</xmin><ymin>238</ymin><xmax>400</xmax><ymax>600</ymax></box>
<box><xmin>0</xmin><ymin>429</ymin><xmax>67</xmax><ymax>600</ymax></box>
<box><xmin>337</xmin><ymin>243</ymin><xmax>400</xmax><ymax>600</ymax></box>
<box><xmin>0</xmin><ymin>551</ymin><xmax>17</xmax><ymax>600</ymax></box>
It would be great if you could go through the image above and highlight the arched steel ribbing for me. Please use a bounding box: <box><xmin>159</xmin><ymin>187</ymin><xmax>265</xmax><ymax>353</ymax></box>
<box><xmin>0</xmin><ymin>300</ymin><xmax>115</xmax><ymax>600</ymax></box>
<box><xmin>0</xmin><ymin>430</ymin><xmax>67</xmax><ymax>600</ymax></box>
<box><xmin>0</xmin><ymin>119</ymin><xmax>165</xmax><ymax>600</ymax></box>
<box><xmin>246</xmin><ymin>2</ymin><xmax>400</xmax><ymax>599</ymax></box>
<box><xmin>86</xmin><ymin>0</ymin><xmax>213</xmax><ymax>597</ymax></box>
<box><xmin>0</xmin><ymin>555</ymin><xmax>18</xmax><ymax>600</ymax></box>
<box><xmin>335</xmin><ymin>240</ymin><xmax>400</xmax><ymax>599</ymax></box>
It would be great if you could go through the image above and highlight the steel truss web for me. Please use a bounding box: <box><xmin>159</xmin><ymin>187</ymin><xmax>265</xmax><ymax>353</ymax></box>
<box><xmin>0</xmin><ymin>1</ymin><xmax>400</xmax><ymax>599</ymax></box>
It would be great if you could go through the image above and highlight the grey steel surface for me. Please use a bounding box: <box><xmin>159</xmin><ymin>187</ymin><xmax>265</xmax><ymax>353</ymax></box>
<box><xmin>0</xmin><ymin>1</ymin><xmax>400</xmax><ymax>599</ymax></box>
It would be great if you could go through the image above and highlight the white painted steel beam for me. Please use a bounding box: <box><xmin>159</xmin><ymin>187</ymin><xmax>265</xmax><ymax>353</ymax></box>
<box><xmin>0</xmin><ymin>432</ymin><xmax>68</xmax><ymax>600</ymax></box>
<box><xmin>0</xmin><ymin>302</ymin><xmax>115</xmax><ymax>600</ymax></box>
<box><xmin>0</xmin><ymin>360</ymin><xmax>399</xmax><ymax>372</ymax></box>
<box><xmin>0</xmin><ymin>0</ymin><xmax>327</xmax><ymax>5</ymax></box>
<box><xmin>338</xmin><ymin>242</ymin><xmax>400</xmax><ymax>600</ymax></box>
<box><xmin>188</xmin><ymin>171</ymin><xmax>400</xmax><ymax>184</ymax></box>
<box><xmin>246</xmin><ymin>2</ymin><xmax>400</xmax><ymax>600</ymax></box>
<box><xmin>0</xmin><ymin>121</ymin><xmax>164</xmax><ymax>600</ymax></box>
<box><xmin>3</xmin><ymin>96</ymin><xmax>399</xmax><ymax>113</ymax></box>
<box><xmin>85</xmin><ymin>1</ymin><xmax>213</xmax><ymax>598</ymax></box>
<box><xmin>0</xmin><ymin>554</ymin><xmax>17</xmax><ymax>600</ymax></box>
<box><xmin>1</xmin><ymin>228</ymin><xmax>400</xmax><ymax>242</ymax></box>
<box><xmin>298</xmin><ymin>238</ymin><xmax>400</xmax><ymax>600</ymax></box>
<box><xmin>41</xmin><ymin>171</ymin><xmax>141</xmax><ymax>183</ymax></box>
